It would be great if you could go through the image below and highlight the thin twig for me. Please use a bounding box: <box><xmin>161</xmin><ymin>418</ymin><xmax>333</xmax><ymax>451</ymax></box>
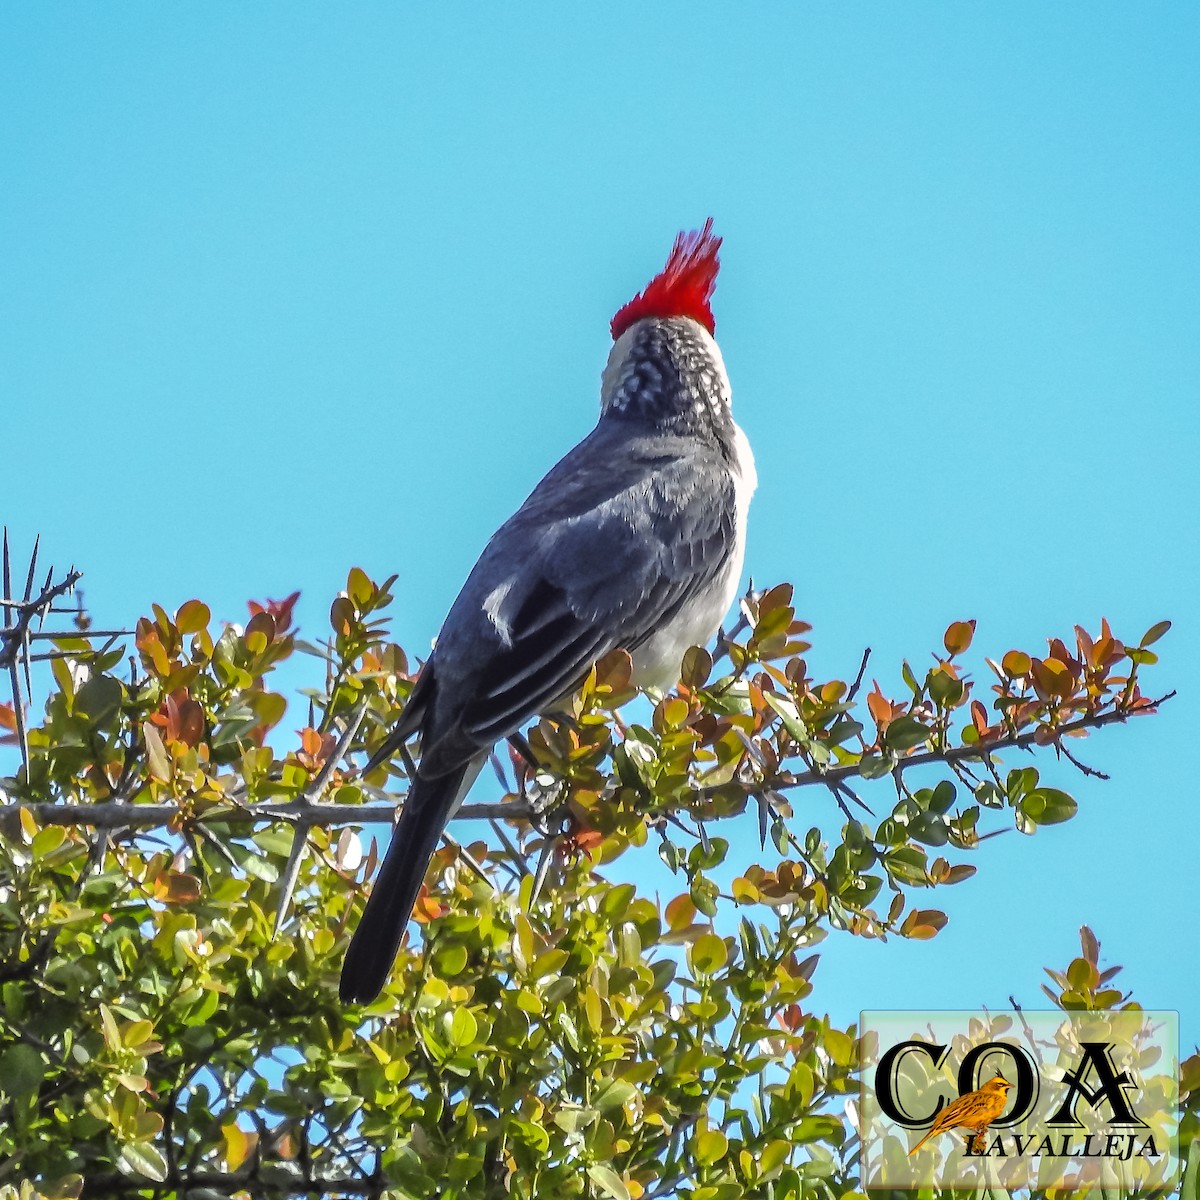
<box><xmin>845</xmin><ymin>647</ymin><xmax>872</xmax><ymax>704</ymax></box>
<box><xmin>1053</xmin><ymin>738</ymin><xmax>1111</xmax><ymax>781</ymax></box>
<box><xmin>25</xmin><ymin>628</ymin><xmax>132</xmax><ymax>641</ymax></box>
<box><xmin>764</xmin><ymin>692</ymin><xmax>1174</xmax><ymax>797</ymax></box>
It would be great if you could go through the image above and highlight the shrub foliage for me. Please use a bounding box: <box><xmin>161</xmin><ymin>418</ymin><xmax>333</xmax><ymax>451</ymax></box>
<box><xmin>0</xmin><ymin>554</ymin><xmax>1192</xmax><ymax>1198</ymax></box>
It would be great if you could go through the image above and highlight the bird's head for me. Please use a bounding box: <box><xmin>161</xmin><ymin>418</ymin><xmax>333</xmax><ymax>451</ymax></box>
<box><xmin>984</xmin><ymin>1075</ymin><xmax>1014</xmax><ymax>1094</ymax></box>
<box><xmin>600</xmin><ymin>220</ymin><xmax>734</xmax><ymax>441</ymax></box>
<box><xmin>610</xmin><ymin>219</ymin><xmax>721</xmax><ymax>342</ymax></box>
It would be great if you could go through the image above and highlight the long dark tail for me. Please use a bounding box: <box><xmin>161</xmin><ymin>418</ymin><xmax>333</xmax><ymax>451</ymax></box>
<box><xmin>339</xmin><ymin>764</ymin><xmax>469</xmax><ymax>1004</ymax></box>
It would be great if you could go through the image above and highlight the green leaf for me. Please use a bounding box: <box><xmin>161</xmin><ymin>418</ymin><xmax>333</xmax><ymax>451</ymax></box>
<box><xmin>858</xmin><ymin>753</ymin><xmax>892</xmax><ymax>780</ymax></box>
<box><xmin>434</xmin><ymin>943</ymin><xmax>468</xmax><ymax>978</ymax></box>
<box><xmin>594</xmin><ymin>1078</ymin><xmax>637</xmax><ymax>1113</ymax></box>
<box><xmin>690</xmin><ymin>874</ymin><xmax>719</xmax><ymax>917</ymax></box>
<box><xmin>765</xmin><ymin>693</ymin><xmax>809</xmax><ymax>744</ymax></box>
<box><xmin>447</xmin><ymin>1007</ymin><xmax>478</xmax><ymax>1049</ymax></box>
<box><xmin>884</xmin><ymin>715</ymin><xmax>929</xmax><ymax>753</ymax></box>
<box><xmin>975</xmin><ymin>781</ymin><xmax>1005</xmax><ymax>809</ymax></box>
<box><xmin>553</xmin><ymin>1105</ymin><xmax>597</xmax><ymax>1133</ymax></box>
<box><xmin>586</xmin><ymin>1164</ymin><xmax>630</xmax><ymax>1200</ymax></box>
<box><xmin>908</xmin><ymin>813</ymin><xmax>949</xmax><ymax>847</ymax></box>
<box><xmin>1066</xmin><ymin>956</ymin><xmax>1099</xmax><ymax>991</ymax></box>
<box><xmin>600</xmin><ymin>882</ymin><xmax>637</xmax><ymax>917</ymax></box>
<box><xmin>688</xmin><ymin>932</ymin><xmax>728</xmax><ymax>976</ymax></box>
<box><xmin>32</xmin><ymin>824</ymin><xmax>67</xmax><ymax>858</ymax></box>
<box><xmin>175</xmin><ymin>599</ymin><xmax>211</xmax><ymax>634</ymax></box>
<box><xmin>117</xmin><ymin>1140</ymin><xmax>169</xmax><ymax>1183</ymax></box>
<box><xmin>1021</xmin><ymin>787</ymin><xmax>1078</xmax><ymax>826</ymax></box>
<box><xmin>76</xmin><ymin>674</ymin><xmax>124</xmax><ymax>727</ymax></box>
<box><xmin>658</xmin><ymin>838</ymin><xmax>681</xmax><ymax>872</ymax></box>
<box><xmin>512</xmin><ymin>1119</ymin><xmax>551</xmax><ymax>1152</ymax></box>
<box><xmin>240</xmin><ymin>849</ymin><xmax>279</xmax><ymax>883</ymax></box>
<box><xmin>693</xmin><ymin>1127</ymin><xmax>729</xmax><ymax>1165</ymax></box>
<box><xmin>1140</xmin><ymin>619</ymin><xmax>1171</xmax><ymax>647</ymax></box>
<box><xmin>885</xmin><ymin>846</ymin><xmax>929</xmax><ymax>886</ymax></box>
<box><xmin>100</xmin><ymin>1004</ymin><xmax>122</xmax><ymax>1051</ymax></box>
<box><xmin>928</xmin><ymin>780</ymin><xmax>956</xmax><ymax>814</ymax></box>
<box><xmin>347</xmin><ymin>566</ymin><xmax>374</xmax><ymax>606</ymax></box>
<box><xmin>0</xmin><ymin>1043</ymin><xmax>45</xmax><ymax>1098</ymax></box>
<box><xmin>688</xmin><ymin>837</ymin><xmax>729</xmax><ymax>871</ymax></box>
<box><xmin>759</xmin><ymin>1138</ymin><xmax>792</xmax><ymax>1174</ymax></box>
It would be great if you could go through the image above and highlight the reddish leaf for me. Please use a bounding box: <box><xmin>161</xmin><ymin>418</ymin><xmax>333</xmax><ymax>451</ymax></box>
<box><xmin>1030</xmin><ymin>657</ymin><xmax>1073</xmax><ymax>699</ymax></box>
<box><xmin>1074</xmin><ymin>625</ymin><xmax>1095</xmax><ymax>665</ymax></box>
<box><xmin>1047</xmin><ymin>638</ymin><xmax>1079</xmax><ymax>671</ymax></box>
<box><xmin>665</xmin><ymin>894</ymin><xmax>696</xmax><ymax>931</ymax></box>
<box><xmin>867</xmin><ymin>682</ymin><xmax>893</xmax><ymax>727</ymax></box>
<box><xmin>943</xmin><ymin>619</ymin><xmax>975</xmax><ymax>656</ymax></box>
<box><xmin>757</xmin><ymin>583</ymin><xmax>793</xmax><ymax>615</ymax></box>
<box><xmin>777</xmin><ymin>1003</ymin><xmax>803</xmax><ymax>1032</ymax></box>
<box><xmin>248</xmin><ymin>590</ymin><xmax>300</xmax><ymax>634</ymax></box>
<box><xmin>593</xmin><ymin>648</ymin><xmax>633</xmax><ymax>692</ymax></box>
<box><xmin>244</xmin><ymin>611</ymin><xmax>276</xmax><ymax>649</ymax></box>
<box><xmin>412</xmin><ymin>886</ymin><xmax>448</xmax><ymax>924</ymax></box>
<box><xmin>1080</xmin><ymin>925</ymin><xmax>1100</xmax><ymax>964</ymax></box>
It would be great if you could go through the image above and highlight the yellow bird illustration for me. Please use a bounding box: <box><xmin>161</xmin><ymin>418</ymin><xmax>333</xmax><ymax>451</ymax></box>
<box><xmin>908</xmin><ymin>1074</ymin><xmax>1014</xmax><ymax>1156</ymax></box>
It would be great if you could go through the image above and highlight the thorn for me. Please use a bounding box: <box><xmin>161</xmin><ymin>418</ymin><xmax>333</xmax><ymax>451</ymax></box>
<box><xmin>272</xmin><ymin>822</ymin><xmax>311</xmax><ymax>937</ymax></box>
<box><xmin>489</xmin><ymin>750</ymin><xmax>510</xmax><ymax>791</ymax></box>
<box><xmin>7</xmin><ymin>663</ymin><xmax>29</xmax><ymax>775</ymax></box>
<box><xmin>446</xmin><ymin>836</ymin><xmax>492</xmax><ymax>888</ymax></box>
<box><xmin>21</xmin><ymin>632</ymin><xmax>33</xmax><ymax>701</ymax></box>
<box><xmin>37</xmin><ymin>568</ymin><xmax>53</xmax><ymax>630</ymax></box>
<box><xmin>303</xmin><ymin>701</ymin><xmax>368</xmax><ymax>802</ymax></box>
<box><xmin>2</xmin><ymin>528</ymin><xmax>11</xmax><ymax>626</ymax></box>
<box><xmin>487</xmin><ymin>817</ymin><xmax>526</xmax><ymax>881</ymax></box>
<box><xmin>529</xmin><ymin>836</ymin><xmax>556</xmax><ymax>907</ymax></box>
<box><xmin>23</xmin><ymin>536</ymin><xmax>39</xmax><ymax>603</ymax></box>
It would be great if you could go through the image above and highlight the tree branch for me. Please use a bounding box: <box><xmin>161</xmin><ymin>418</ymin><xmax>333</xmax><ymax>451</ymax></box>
<box><xmin>4</xmin><ymin>797</ymin><xmax>534</xmax><ymax>830</ymax></box>
<box><xmin>79</xmin><ymin>1167</ymin><xmax>378</xmax><ymax>1198</ymax></box>
<box><xmin>2</xmin><ymin>691</ymin><xmax>1172</xmax><ymax>836</ymax></box>
<box><xmin>760</xmin><ymin>692</ymin><xmax>1174</xmax><ymax>797</ymax></box>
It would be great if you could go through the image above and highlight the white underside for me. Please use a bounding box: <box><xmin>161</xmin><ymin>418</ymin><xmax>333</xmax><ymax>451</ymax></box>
<box><xmin>631</xmin><ymin>420</ymin><xmax>756</xmax><ymax>690</ymax></box>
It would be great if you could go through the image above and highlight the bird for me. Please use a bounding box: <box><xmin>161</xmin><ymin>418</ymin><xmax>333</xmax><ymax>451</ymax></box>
<box><xmin>907</xmin><ymin>1074</ymin><xmax>1014</xmax><ymax>1156</ymax></box>
<box><xmin>339</xmin><ymin>221</ymin><xmax>756</xmax><ymax>1004</ymax></box>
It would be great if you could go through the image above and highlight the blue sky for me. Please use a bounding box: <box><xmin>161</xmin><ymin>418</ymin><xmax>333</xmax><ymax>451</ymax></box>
<box><xmin>3</xmin><ymin>6</ymin><xmax>1198</xmax><ymax>1047</ymax></box>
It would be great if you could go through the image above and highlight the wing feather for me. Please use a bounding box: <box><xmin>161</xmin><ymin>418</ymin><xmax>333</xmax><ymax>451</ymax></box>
<box><xmin>417</xmin><ymin>425</ymin><xmax>739</xmax><ymax>770</ymax></box>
